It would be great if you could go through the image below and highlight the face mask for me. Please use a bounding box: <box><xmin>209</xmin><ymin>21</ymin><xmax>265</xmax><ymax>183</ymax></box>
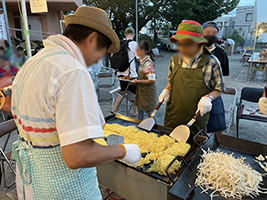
<box><xmin>204</xmin><ymin>35</ymin><xmax>217</xmax><ymax>47</ymax></box>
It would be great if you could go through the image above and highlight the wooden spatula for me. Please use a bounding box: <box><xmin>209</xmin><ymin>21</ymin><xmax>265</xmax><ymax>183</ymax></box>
<box><xmin>170</xmin><ymin>111</ymin><xmax>200</xmax><ymax>143</ymax></box>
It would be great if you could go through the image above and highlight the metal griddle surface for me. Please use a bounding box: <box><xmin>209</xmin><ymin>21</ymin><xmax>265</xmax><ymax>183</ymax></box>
<box><xmin>105</xmin><ymin>113</ymin><xmax>208</xmax><ymax>185</ymax></box>
<box><xmin>169</xmin><ymin>132</ymin><xmax>267</xmax><ymax>200</ymax></box>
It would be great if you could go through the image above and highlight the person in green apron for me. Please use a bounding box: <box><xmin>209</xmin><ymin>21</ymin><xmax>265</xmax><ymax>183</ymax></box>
<box><xmin>158</xmin><ymin>20</ymin><xmax>225</xmax><ymax>135</ymax></box>
<box><xmin>11</xmin><ymin>7</ymin><xmax>141</xmax><ymax>200</ymax></box>
<box><xmin>131</xmin><ymin>40</ymin><xmax>157</xmax><ymax>122</ymax></box>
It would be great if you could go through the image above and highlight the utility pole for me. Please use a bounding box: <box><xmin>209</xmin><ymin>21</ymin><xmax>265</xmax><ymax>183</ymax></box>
<box><xmin>20</xmin><ymin>0</ymin><xmax>32</xmax><ymax>57</ymax></box>
<box><xmin>135</xmin><ymin>0</ymin><xmax>138</xmax><ymax>42</ymax></box>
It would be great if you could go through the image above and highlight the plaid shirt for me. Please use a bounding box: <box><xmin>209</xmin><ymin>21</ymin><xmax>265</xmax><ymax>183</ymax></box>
<box><xmin>168</xmin><ymin>49</ymin><xmax>226</xmax><ymax>92</ymax></box>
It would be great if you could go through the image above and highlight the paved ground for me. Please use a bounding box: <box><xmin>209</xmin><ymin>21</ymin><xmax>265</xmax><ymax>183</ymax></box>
<box><xmin>0</xmin><ymin>50</ymin><xmax>266</xmax><ymax>199</ymax></box>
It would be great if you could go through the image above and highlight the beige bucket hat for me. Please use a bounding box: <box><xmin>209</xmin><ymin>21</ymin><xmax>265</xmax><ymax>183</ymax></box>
<box><xmin>65</xmin><ymin>6</ymin><xmax>120</xmax><ymax>53</ymax></box>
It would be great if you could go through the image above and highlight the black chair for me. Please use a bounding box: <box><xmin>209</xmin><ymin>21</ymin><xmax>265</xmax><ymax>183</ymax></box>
<box><xmin>236</xmin><ymin>87</ymin><xmax>266</xmax><ymax>138</ymax></box>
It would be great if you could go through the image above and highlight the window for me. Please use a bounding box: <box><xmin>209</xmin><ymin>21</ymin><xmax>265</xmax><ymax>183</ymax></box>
<box><xmin>246</xmin><ymin>13</ymin><xmax>253</xmax><ymax>22</ymax></box>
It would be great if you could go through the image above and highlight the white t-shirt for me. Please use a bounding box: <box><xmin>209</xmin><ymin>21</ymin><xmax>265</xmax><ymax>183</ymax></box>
<box><xmin>117</xmin><ymin>39</ymin><xmax>138</xmax><ymax>77</ymax></box>
<box><xmin>11</xmin><ymin>35</ymin><xmax>105</xmax><ymax>148</ymax></box>
<box><xmin>226</xmin><ymin>38</ymin><xmax>235</xmax><ymax>45</ymax></box>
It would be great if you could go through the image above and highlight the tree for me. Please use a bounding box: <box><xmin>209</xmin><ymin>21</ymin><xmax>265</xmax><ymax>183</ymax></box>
<box><xmin>85</xmin><ymin>0</ymin><xmax>164</xmax><ymax>38</ymax></box>
<box><xmin>161</xmin><ymin>0</ymin><xmax>240</xmax><ymax>29</ymax></box>
<box><xmin>85</xmin><ymin>0</ymin><xmax>239</xmax><ymax>38</ymax></box>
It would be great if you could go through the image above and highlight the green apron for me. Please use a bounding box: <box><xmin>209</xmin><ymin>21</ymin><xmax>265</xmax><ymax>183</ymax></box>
<box><xmin>164</xmin><ymin>52</ymin><xmax>211</xmax><ymax>135</ymax></box>
<box><xmin>135</xmin><ymin>57</ymin><xmax>157</xmax><ymax>111</ymax></box>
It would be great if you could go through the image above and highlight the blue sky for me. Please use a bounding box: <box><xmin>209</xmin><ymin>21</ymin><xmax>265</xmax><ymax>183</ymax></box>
<box><xmin>238</xmin><ymin>0</ymin><xmax>255</xmax><ymax>6</ymax></box>
<box><xmin>227</xmin><ymin>0</ymin><xmax>255</xmax><ymax>15</ymax></box>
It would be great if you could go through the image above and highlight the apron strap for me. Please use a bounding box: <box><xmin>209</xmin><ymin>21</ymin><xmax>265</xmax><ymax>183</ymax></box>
<box><xmin>172</xmin><ymin>53</ymin><xmax>180</xmax><ymax>68</ymax></box>
<box><xmin>12</xmin><ymin>139</ymin><xmax>33</xmax><ymax>186</ymax></box>
<box><xmin>196</xmin><ymin>52</ymin><xmax>211</xmax><ymax>69</ymax></box>
<box><xmin>11</xmin><ymin>65</ymin><xmax>16</xmax><ymax>76</ymax></box>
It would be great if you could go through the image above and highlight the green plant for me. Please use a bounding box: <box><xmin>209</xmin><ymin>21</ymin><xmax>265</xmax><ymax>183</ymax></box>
<box><xmin>138</xmin><ymin>34</ymin><xmax>155</xmax><ymax>48</ymax></box>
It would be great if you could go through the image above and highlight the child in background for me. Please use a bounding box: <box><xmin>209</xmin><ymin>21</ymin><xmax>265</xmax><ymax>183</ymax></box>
<box><xmin>131</xmin><ymin>40</ymin><xmax>157</xmax><ymax>122</ymax></box>
<box><xmin>0</xmin><ymin>55</ymin><xmax>19</xmax><ymax>77</ymax></box>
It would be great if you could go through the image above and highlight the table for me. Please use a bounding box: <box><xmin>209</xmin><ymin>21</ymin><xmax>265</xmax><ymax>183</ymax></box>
<box><xmin>247</xmin><ymin>53</ymin><xmax>267</xmax><ymax>81</ymax></box>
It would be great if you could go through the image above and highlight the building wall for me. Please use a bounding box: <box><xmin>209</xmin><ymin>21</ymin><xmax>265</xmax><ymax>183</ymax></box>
<box><xmin>46</xmin><ymin>10</ymin><xmax>62</xmax><ymax>34</ymax></box>
<box><xmin>5</xmin><ymin>4</ymin><xmax>63</xmax><ymax>41</ymax></box>
<box><xmin>214</xmin><ymin>15</ymin><xmax>235</xmax><ymax>38</ymax></box>
<box><xmin>235</xmin><ymin>6</ymin><xmax>255</xmax><ymax>39</ymax></box>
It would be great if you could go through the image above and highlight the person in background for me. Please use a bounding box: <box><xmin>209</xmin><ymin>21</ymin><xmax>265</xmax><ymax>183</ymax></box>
<box><xmin>218</xmin><ymin>39</ymin><xmax>225</xmax><ymax>49</ymax></box>
<box><xmin>4</xmin><ymin>41</ymin><xmax>11</xmax><ymax>57</ymax></box>
<box><xmin>158</xmin><ymin>20</ymin><xmax>225</xmax><ymax>134</ymax></box>
<box><xmin>111</xmin><ymin>27</ymin><xmax>138</xmax><ymax>116</ymax></box>
<box><xmin>203</xmin><ymin>22</ymin><xmax>229</xmax><ymax>76</ymax></box>
<box><xmin>223</xmin><ymin>38</ymin><xmax>235</xmax><ymax>59</ymax></box>
<box><xmin>259</xmin><ymin>86</ymin><xmax>267</xmax><ymax>115</ymax></box>
<box><xmin>154</xmin><ymin>32</ymin><xmax>158</xmax><ymax>44</ymax></box>
<box><xmin>131</xmin><ymin>40</ymin><xmax>157</xmax><ymax>122</ymax></box>
<box><xmin>0</xmin><ymin>46</ymin><xmax>5</xmax><ymax>55</ymax></box>
<box><xmin>0</xmin><ymin>55</ymin><xmax>19</xmax><ymax>77</ymax></box>
<box><xmin>11</xmin><ymin>45</ymin><xmax>28</xmax><ymax>67</ymax></box>
<box><xmin>33</xmin><ymin>44</ymin><xmax>44</xmax><ymax>55</ymax></box>
<box><xmin>202</xmin><ymin>21</ymin><xmax>228</xmax><ymax>134</ymax></box>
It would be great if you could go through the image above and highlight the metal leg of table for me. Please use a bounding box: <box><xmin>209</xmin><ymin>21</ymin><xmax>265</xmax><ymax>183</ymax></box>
<box><xmin>247</xmin><ymin>62</ymin><xmax>251</xmax><ymax>81</ymax></box>
<box><xmin>263</xmin><ymin>65</ymin><xmax>267</xmax><ymax>82</ymax></box>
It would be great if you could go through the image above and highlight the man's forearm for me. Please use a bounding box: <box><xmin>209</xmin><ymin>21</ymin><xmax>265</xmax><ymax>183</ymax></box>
<box><xmin>165</xmin><ymin>82</ymin><xmax>171</xmax><ymax>91</ymax></box>
<box><xmin>136</xmin><ymin>79</ymin><xmax>155</xmax><ymax>84</ymax></box>
<box><xmin>206</xmin><ymin>90</ymin><xmax>222</xmax><ymax>100</ymax></box>
<box><xmin>62</xmin><ymin>139</ymin><xmax>125</xmax><ymax>169</ymax></box>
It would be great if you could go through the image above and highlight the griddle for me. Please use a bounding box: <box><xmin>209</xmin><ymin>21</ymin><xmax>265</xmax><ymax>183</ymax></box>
<box><xmin>169</xmin><ymin>131</ymin><xmax>267</xmax><ymax>200</ymax></box>
<box><xmin>105</xmin><ymin>113</ymin><xmax>208</xmax><ymax>185</ymax></box>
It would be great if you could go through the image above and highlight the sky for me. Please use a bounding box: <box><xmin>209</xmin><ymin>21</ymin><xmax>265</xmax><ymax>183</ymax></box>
<box><xmin>227</xmin><ymin>0</ymin><xmax>255</xmax><ymax>16</ymax></box>
<box><xmin>238</xmin><ymin>0</ymin><xmax>255</xmax><ymax>6</ymax></box>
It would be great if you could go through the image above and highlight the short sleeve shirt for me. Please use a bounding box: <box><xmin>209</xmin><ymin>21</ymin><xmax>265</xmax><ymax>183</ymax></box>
<box><xmin>139</xmin><ymin>56</ymin><xmax>156</xmax><ymax>80</ymax></box>
<box><xmin>226</xmin><ymin>38</ymin><xmax>235</xmax><ymax>45</ymax></box>
<box><xmin>0</xmin><ymin>65</ymin><xmax>19</xmax><ymax>77</ymax></box>
<box><xmin>11</xmin><ymin>35</ymin><xmax>105</xmax><ymax>148</ymax></box>
<box><xmin>117</xmin><ymin>39</ymin><xmax>139</xmax><ymax>77</ymax></box>
<box><xmin>11</xmin><ymin>54</ymin><xmax>28</xmax><ymax>65</ymax></box>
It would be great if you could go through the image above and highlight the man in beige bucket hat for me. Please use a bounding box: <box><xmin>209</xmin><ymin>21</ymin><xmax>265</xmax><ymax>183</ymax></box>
<box><xmin>11</xmin><ymin>6</ymin><xmax>141</xmax><ymax>199</ymax></box>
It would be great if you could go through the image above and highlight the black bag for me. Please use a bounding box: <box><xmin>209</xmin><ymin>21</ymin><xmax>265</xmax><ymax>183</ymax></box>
<box><xmin>110</xmin><ymin>39</ymin><xmax>134</xmax><ymax>72</ymax></box>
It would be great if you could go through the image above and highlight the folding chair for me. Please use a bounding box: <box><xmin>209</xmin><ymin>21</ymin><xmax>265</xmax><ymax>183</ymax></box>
<box><xmin>236</xmin><ymin>87</ymin><xmax>266</xmax><ymax>138</ymax></box>
<box><xmin>95</xmin><ymin>67</ymin><xmax>116</xmax><ymax>103</ymax></box>
<box><xmin>223</xmin><ymin>87</ymin><xmax>237</xmax><ymax>134</ymax></box>
<box><xmin>0</xmin><ymin>119</ymin><xmax>17</xmax><ymax>188</ymax></box>
<box><xmin>117</xmin><ymin>90</ymin><xmax>135</xmax><ymax>116</ymax></box>
<box><xmin>114</xmin><ymin>79</ymin><xmax>136</xmax><ymax>116</ymax></box>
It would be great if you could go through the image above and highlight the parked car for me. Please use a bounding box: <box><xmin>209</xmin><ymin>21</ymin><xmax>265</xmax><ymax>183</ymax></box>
<box><xmin>159</xmin><ymin>30</ymin><xmax>177</xmax><ymax>51</ymax></box>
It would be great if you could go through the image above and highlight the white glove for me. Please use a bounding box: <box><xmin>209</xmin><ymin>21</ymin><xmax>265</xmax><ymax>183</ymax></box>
<box><xmin>120</xmin><ymin>144</ymin><xmax>141</xmax><ymax>167</ymax></box>
<box><xmin>259</xmin><ymin>97</ymin><xmax>267</xmax><ymax>115</ymax></box>
<box><xmin>198</xmin><ymin>96</ymin><xmax>212</xmax><ymax>117</ymax></box>
<box><xmin>158</xmin><ymin>89</ymin><xmax>170</xmax><ymax>104</ymax></box>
